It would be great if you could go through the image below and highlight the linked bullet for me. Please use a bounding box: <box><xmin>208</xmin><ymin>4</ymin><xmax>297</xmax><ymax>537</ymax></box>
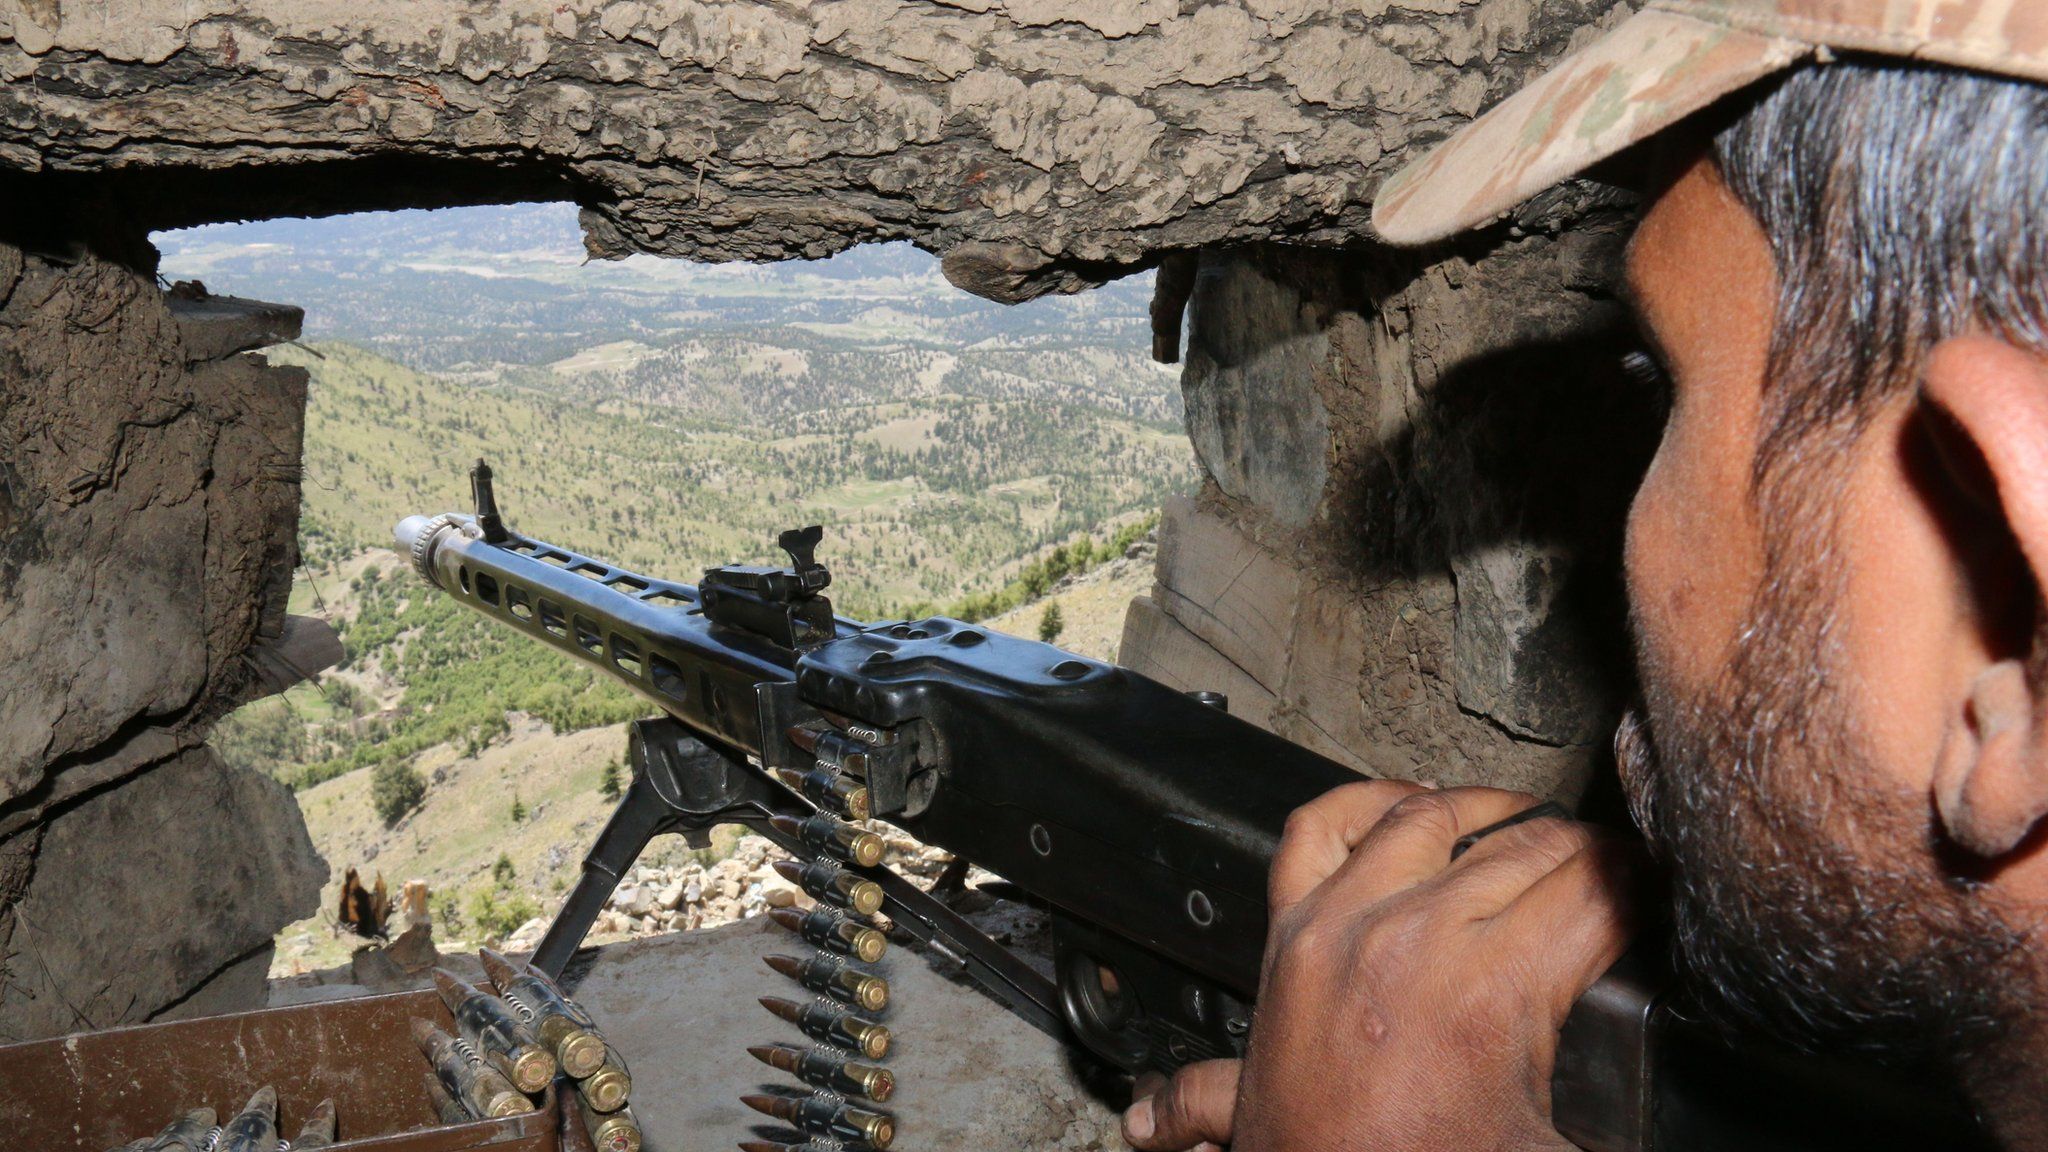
<box><xmin>773</xmin><ymin>858</ymin><xmax>884</xmax><ymax>917</ymax></box>
<box><xmin>783</xmin><ymin>725</ymin><xmax>871</xmax><ymax>774</ymax></box>
<box><xmin>584</xmin><ymin>1103</ymin><xmax>643</xmax><ymax>1152</ymax></box>
<box><xmin>215</xmin><ymin>1087</ymin><xmax>276</xmax><ymax>1152</ymax></box>
<box><xmin>412</xmin><ymin>1018</ymin><xmax>532</xmax><ymax>1118</ymax></box>
<box><xmin>771</xmin><ymin>766</ymin><xmax>872</xmax><ymax>821</ymax></box>
<box><xmin>769</xmin><ymin>814</ymin><xmax>884</xmax><ymax>868</ymax></box>
<box><xmin>480</xmin><ymin>947</ymin><xmax>609</xmax><ymax>1079</ymax></box>
<box><xmin>139</xmin><ymin>1108</ymin><xmax>215</xmax><ymax>1151</ymax></box>
<box><xmin>768</xmin><ymin>906</ymin><xmax>886</xmax><ymax>964</ymax></box>
<box><xmin>740</xmin><ymin>1093</ymin><xmax>895</xmax><ymax>1150</ymax></box>
<box><xmin>575</xmin><ymin>1045</ymin><xmax>634</xmax><ymax>1114</ymax></box>
<box><xmin>422</xmin><ymin>1070</ymin><xmax>474</xmax><ymax>1125</ymax></box>
<box><xmin>736</xmin><ymin>1143</ymin><xmax>855</xmax><ymax>1152</ymax></box>
<box><xmin>292</xmin><ymin>1099</ymin><xmax>338</xmax><ymax>1149</ymax></box>
<box><xmin>764</xmin><ymin>952</ymin><xmax>889</xmax><ymax>1013</ymax></box>
<box><xmin>748</xmin><ymin>1044</ymin><xmax>896</xmax><ymax>1103</ymax></box>
<box><xmin>760</xmin><ymin>997</ymin><xmax>890</xmax><ymax>1060</ymax></box>
<box><xmin>434</xmin><ymin>969</ymin><xmax>558</xmax><ymax>1093</ymax></box>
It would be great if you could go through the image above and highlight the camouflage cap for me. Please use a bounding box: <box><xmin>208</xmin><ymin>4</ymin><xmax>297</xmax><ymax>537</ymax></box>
<box><xmin>1372</xmin><ymin>0</ymin><xmax>2048</xmax><ymax>246</ymax></box>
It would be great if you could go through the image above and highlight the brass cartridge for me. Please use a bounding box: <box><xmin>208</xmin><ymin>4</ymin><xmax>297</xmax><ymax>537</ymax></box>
<box><xmin>432</xmin><ymin>969</ymin><xmax>558</xmax><ymax>1093</ymax></box>
<box><xmin>770</xmin><ymin>764</ymin><xmax>872</xmax><ymax>822</ymax></box>
<box><xmin>769</xmin><ymin>814</ymin><xmax>884</xmax><ymax>868</ymax></box>
<box><xmin>574</xmin><ymin>1045</ymin><xmax>634</xmax><ymax>1114</ymax></box>
<box><xmin>480</xmin><ymin>948</ymin><xmax>609</xmax><ymax>1079</ymax></box>
<box><xmin>763</xmin><ymin>953</ymin><xmax>889</xmax><ymax>1014</ymax></box>
<box><xmin>411</xmin><ymin>1018</ymin><xmax>532</xmax><ymax>1118</ymax></box>
<box><xmin>771</xmin><ymin>858</ymin><xmax>884</xmax><ymax>917</ymax></box>
<box><xmin>740</xmin><ymin>1093</ymin><xmax>895</xmax><ymax>1150</ymax></box>
<box><xmin>584</xmin><ymin>1103</ymin><xmax>643</xmax><ymax>1152</ymax></box>
<box><xmin>747</xmin><ymin>1044</ymin><xmax>896</xmax><ymax>1103</ymax></box>
<box><xmin>767</xmin><ymin>907</ymin><xmax>886</xmax><ymax>964</ymax></box>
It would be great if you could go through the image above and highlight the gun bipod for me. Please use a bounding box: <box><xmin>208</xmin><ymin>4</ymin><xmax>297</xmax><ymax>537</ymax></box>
<box><xmin>528</xmin><ymin>716</ymin><xmax>1063</xmax><ymax>1036</ymax></box>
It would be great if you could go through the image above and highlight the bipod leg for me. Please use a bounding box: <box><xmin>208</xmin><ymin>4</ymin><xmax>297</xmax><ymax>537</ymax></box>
<box><xmin>532</xmin><ymin>767</ymin><xmax>680</xmax><ymax>978</ymax></box>
<box><xmin>531</xmin><ymin>717</ymin><xmax>774</xmax><ymax>978</ymax></box>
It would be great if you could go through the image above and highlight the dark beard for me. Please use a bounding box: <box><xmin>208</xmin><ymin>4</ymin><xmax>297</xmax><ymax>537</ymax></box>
<box><xmin>1615</xmin><ymin>559</ymin><xmax>2032</xmax><ymax>1068</ymax></box>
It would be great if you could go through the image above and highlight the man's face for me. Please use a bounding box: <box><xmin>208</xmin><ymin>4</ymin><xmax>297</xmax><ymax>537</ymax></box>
<box><xmin>1616</xmin><ymin>153</ymin><xmax>2031</xmax><ymax>1060</ymax></box>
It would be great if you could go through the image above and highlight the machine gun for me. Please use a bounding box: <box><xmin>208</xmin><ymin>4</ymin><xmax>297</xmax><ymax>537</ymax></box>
<box><xmin>396</xmin><ymin>462</ymin><xmax>1984</xmax><ymax>1152</ymax></box>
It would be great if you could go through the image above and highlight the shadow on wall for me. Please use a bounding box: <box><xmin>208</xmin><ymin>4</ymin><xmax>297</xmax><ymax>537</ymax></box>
<box><xmin>1386</xmin><ymin>333</ymin><xmax>1666</xmax><ymax>750</ymax></box>
<box><xmin>1176</xmin><ymin>240</ymin><xmax>1664</xmax><ymax>772</ymax></box>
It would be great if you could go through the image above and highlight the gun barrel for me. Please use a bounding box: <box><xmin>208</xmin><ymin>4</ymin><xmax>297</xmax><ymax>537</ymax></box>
<box><xmin>397</xmin><ymin>513</ymin><xmax>820</xmax><ymax>760</ymax></box>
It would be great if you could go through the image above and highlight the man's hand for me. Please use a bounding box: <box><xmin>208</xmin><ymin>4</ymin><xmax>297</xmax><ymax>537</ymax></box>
<box><xmin>1123</xmin><ymin>781</ymin><xmax>1637</xmax><ymax>1152</ymax></box>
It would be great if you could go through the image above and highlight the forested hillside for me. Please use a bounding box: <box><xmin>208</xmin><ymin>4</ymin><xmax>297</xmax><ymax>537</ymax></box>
<box><xmin>290</xmin><ymin>340</ymin><xmax>1184</xmax><ymax>614</ymax></box>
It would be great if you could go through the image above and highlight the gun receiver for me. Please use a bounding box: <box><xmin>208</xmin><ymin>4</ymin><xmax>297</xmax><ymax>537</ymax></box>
<box><xmin>394</xmin><ymin>466</ymin><xmax>1985</xmax><ymax>1152</ymax></box>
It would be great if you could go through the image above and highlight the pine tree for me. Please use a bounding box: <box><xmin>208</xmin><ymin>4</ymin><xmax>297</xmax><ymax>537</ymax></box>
<box><xmin>510</xmin><ymin>793</ymin><xmax>527</xmax><ymax>823</ymax></box>
<box><xmin>599</xmin><ymin>758</ymin><xmax>623</xmax><ymax>800</ymax></box>
<box><xmin>1038</xmin><ymin>601</ymin><xmax>1065</xmax><ymax>644</ymax></box>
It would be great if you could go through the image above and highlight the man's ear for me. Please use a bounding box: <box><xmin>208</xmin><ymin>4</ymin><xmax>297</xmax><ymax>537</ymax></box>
<box><xmin>1922</xmin><ymin>334</ymin><xmax>2048</xmax><ymax>857</ymax></box>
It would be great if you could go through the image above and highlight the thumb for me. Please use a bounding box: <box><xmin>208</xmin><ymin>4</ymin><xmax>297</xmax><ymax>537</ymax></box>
<box><xmin>1124</xmin><ymin>1059</ymin><xmax>1241</xmax><ymax>1150</ymax></box>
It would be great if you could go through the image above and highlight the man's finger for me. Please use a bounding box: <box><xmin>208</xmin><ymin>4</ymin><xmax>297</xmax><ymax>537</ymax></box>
<box><xmin>1429</xmin><ymin>813</ymin><xmax>1598</xmax><ymax>917</ymax></box>
<box><xmin>1486</xmin><ymin>838</ymin><xmax>1642</xmax><ymax>1017</ymax></box>
<box><xmin>1317</xmin><ymin>787</ymin><xmax>1537</xmax><ymax>911</ymax></box>
<box><xmin>1271</xmin><ymin>780</ymin><xmax>1425</xmax><ymax>919</ymax></box>
<box><xmin>1122</xmin><ymin>1059</ymin><xmax>1241</xmax><ymax>1151</ymax></box>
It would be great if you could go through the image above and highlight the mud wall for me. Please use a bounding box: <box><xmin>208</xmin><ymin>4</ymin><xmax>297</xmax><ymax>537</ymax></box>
<box><xmin>1125</xmin><ymin>233</ymin><xmax>1660</xmax><ymax>803</ymax></box>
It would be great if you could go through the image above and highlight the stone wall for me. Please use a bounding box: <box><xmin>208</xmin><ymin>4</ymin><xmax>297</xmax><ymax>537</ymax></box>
<box><xmin>0</xmin><ymin>204</ymin><xmax>329</xmax><ymax>1041</ymax></box>
<box><xmin>1126</xmin><ymin>235</ymin><xmax>1662</xmax><ymax>804</ymax></box>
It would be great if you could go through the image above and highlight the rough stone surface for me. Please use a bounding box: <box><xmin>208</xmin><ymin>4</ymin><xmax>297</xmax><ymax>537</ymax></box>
<box><xmin>0</xmin><ymin>246</ymin><xmax>309</xmax><ymax>808</ymax></box>
<box><xmin>1</xmin><ymin>0</ymin><xmax>1621</xmax><ymax>301</ymax></box>
<box><xmin>0</xmin><ymin>746</ymin><xmax>324</xmax><ymax>1042</ymax></box>
<box><xmin>0</xmin><ymin>231</ymin><xmax>327</xmax><ymax>1041</ymax></box>
<box><xmin>563</xmin><ymin>916</ymin><xmax>1125</xmax><ymax>1151</ymax></box>
<box><xmin>1180</xmin><ymin>264</ymin><xmax>1330</xmax><ymax>527</ymax></box>
<box><xmin>1129</xmin><ymin>239</ymin><xmax>1662</xmax><ymax>802</ymax></box>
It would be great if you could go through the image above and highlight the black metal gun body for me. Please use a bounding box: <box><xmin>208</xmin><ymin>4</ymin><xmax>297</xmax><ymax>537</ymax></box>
<box><xmin>396</xmin><ymin>507</ymin><xmax>1986</xmax><ymax>1152</ymax></box>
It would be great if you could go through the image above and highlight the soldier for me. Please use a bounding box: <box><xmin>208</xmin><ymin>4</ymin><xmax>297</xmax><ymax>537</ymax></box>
<box><xmin>1129</xmin><ymin>1</ymin><xmax>2048</xmax><ymax>1149</ymax></box>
